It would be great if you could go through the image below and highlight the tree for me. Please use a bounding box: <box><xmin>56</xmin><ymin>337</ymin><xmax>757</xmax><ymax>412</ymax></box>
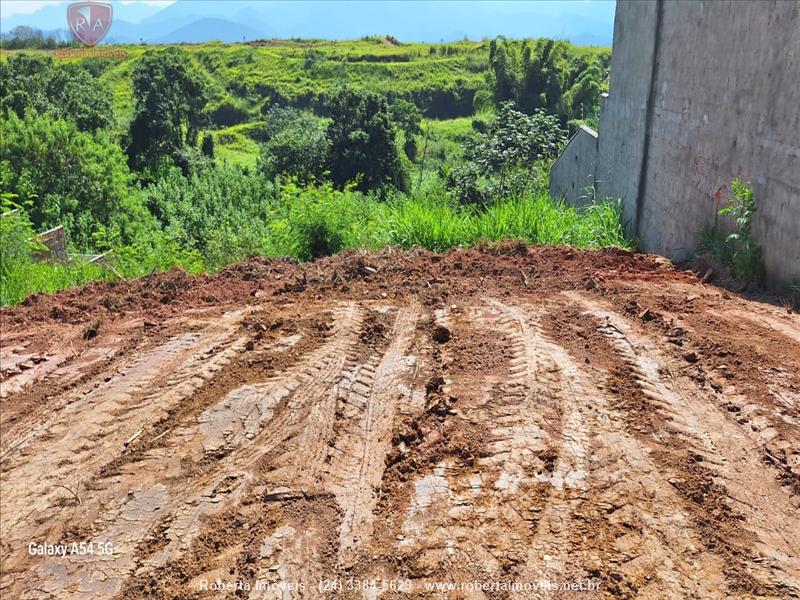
<box><xmin>486</xmin><ymin>37</ymin><xmax>609</xmax><ymax>124</ymax></box>
<box><xmin>201</xmin><ymin>133</ymin><xmax>215</xmax><ymax>159</ymax></box>
<box><xmin>126</xmin><ymin>48</ymin><xmax>210</xmax><ymax>173</ymax></box>
<box><xmin>389</xmin><ymin>99</ymin><xmax>422</xmax><ymax>162</ymax></box>
<box><xmin>0</xmin><ymin>111</ymin><xmax>151</xmax><ymax>249</ymax></box>
<box><xmin>259</xmin><ymin>109</ymin><xmax>329</xmax><ymax>183</ymax></box>
<box><xmin>489</xmin><ymin>37</ymin><xmax>520</xmax><ymax>105</ymax></box>
<box><xmin>0</xmin><ymin>53</ymin><xmax>114</xmax><ymax>132</ymax></box>
<box><xmin>519</xmin><ymin>39</ymin><xmax>569</xmax><ymax>116</ymax></box>
<box><xmin>326</xmin><ymin>89</ymin><xmax>406</xmax><ymax>192</ymax></box>
<box><xmin>565</xmin><ymin>61</ymin><xmax>603</xmax><ymax>122</ymax></box>
<box><xmin>445</xmin><ymin>102</ymin><xmax>567</xmax><ymax>204</ymax></box>
<box><xmin>0</xmin><ymin>26</ymin><xmax>70</xmax><ymax>50</ymax></box>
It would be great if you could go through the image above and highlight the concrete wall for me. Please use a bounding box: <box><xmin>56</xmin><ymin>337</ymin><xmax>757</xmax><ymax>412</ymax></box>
<box><xmin>639</xmin><ymin>0</ymin><xmax>800</xmax><ymax>283</ymax></box>
<box><xmin>549</xmin><ymin>125</ymin><xmax>598</xmax><ymax>208</ymax></box>
<box><xmin>595</xmin><ymin>0</ymin><xmax>660</xmax><ymax>232</ymax></box>
<box><xmin>551</xmin><ymin>0</ymin><xmax>800</xmax><ymax>286</ymax></box>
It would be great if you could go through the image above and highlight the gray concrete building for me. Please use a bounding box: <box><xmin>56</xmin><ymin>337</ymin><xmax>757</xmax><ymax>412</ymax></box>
<box><xmin>550</xmin><ymin>0</ymin><xmax>800</xmax><ymax>286</ymax></box>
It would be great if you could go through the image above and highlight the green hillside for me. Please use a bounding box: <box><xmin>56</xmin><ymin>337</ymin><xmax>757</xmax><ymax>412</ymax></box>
<box><xmin>4</xmin><ymin>37</ymin><xmax>609</xmax><ymax>166</ymax></box>
<box><xmin>86</xmin><ymin>39</ymin><xmax>490</xmax><ymax>121</ymax></box>
<box><xmin>0</xmin><ymin>37</ymin><xmax>620</xmax><ymax>305</ymax></box>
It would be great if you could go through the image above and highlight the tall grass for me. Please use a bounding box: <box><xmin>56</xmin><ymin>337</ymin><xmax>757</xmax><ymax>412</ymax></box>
<box><xmin>1</xmin><ymin>261</ymin><xmax>114</xmax><ymax>306</ymax></box>
<box><xmin>388</xmin><ymin>198</ymin><xmax>469</xmax><ymax>251</ymax></box>
<box><xmin>1</xmin><ymin>184</ymin><xmax>630</xmax><ymax>307</ymax></box>
<box><xmin>387</xmin><ymin>192</ymin><xmax>629</xmax><ymax>251</ymax></box>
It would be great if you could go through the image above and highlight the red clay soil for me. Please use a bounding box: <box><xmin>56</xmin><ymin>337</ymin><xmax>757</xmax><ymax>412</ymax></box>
<box><xmin>1</xmin><ymin>245</ymin><xmax>799</xmax><ymax>599</ymax></box>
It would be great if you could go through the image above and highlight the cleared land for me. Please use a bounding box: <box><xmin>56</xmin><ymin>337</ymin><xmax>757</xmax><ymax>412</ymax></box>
<box><xmin>1</xmin><ymin>246</ymin><xmax>799</xmax><ymax>599</ymax></box>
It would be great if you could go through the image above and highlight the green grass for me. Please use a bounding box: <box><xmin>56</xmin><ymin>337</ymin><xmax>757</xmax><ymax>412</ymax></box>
<box><xmin>387</xmin><ymin>191</ymin><xmax>629</xmax><ymax>251</ymax></box>
<box><xmin>424</xmin><ymin>116</ymin><xmax>480</xmax><ymax>139</ymax></box>
<box><xmin>1</xmin><ymin>260</ymin><xmax>114</xmax><ymax>306</ymax></box>
<box><xmin>1</xmin><ymin>184</ymin><xmax>630</xmax><ymax>306</ymax></box>
<box><xmin>213</xmin><ymin>124</ymin><xmax>262</xmax><ymax>169</ymax></box>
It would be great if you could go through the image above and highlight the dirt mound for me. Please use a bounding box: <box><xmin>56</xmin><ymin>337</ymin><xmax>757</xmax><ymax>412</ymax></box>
<box><xmin>2</xmin><ymin>246</ymin><xmax>799</xmax><ymax>598</ymax></box>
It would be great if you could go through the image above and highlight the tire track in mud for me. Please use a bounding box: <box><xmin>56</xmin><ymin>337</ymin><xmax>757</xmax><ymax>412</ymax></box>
<box><xmin>351</xmin><ymin>302</ymin><xmax>525</xmax><ymax>592</ymax></box>
<box><xmin>330</xmin><ymin>304</ymin><xmax>420</xmax><ymax>567</ymax></box>
<box><xmin>243</xmin><ymin>304</ymin><xmax>421</xmax><ymax>597</ymax></box>
<box><xmin>488</xmin><ymin>299</ymin><xmax>591</xmax><ymax>592</ymax></box>
<box><xmin>112</xmin><ymin>302</ymin><xmax>363</xmax><ymax>600</ymax></box>
<box><xmin>689</xmin><ymin>307</ymin><xmax>800</xmax><ymax>495</ymax></box>
<box><xmin>354</xmin><ymin>298</ymin><xmax>736</xmax><ymax>598</ymax></box>
<box><xmin>0</xmin><ymin>339</ymin><xmax>123</xmax><ymax>457</ymax></box>
<box><xmin>568</xmin><ymin>291</ymin><xmax>800</xmax><ymax>596</ymax></box>
<box><xmin>5</xmin><ymin>303</ymin><xmax>362</xmax><ymax>599</ymax></box>
<box><xmin>359</xmin><ymin>300</ymin><xmax>575</xmax><ymax>593</ymax></box>
<box><xmin>491</xmin><ymin>300</ymin><xmax>735</xmax><ymax>599</ymax></box>
<box><xmin>720</xmin><ymin>306</ymin><xmax>800</xmax><ymax>346</ymax></box>
<box><xmin>0</xmin><ymin>328</ymin><xmax>118</xmax><ymax>404</ymax></box>
<box><xmin>607</xmin><ymin>282</ymin><xmax>800</xmax><ymax>496</ymax></box>
<box><xmin>0</xmin><ymin>310</ymin><xmax>249</xmax><ymax>595</ymax></box>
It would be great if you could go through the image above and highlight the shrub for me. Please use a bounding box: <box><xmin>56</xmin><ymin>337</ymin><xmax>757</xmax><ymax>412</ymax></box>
<box><xmin>265</xmin><ymin>182</ymin><xmax>387</xmax><ymax>260</ymax></box>
<box><xmin>445</xmin><ymin>103</ymin><xmax>566</xmax><ymax>204</ymax></box>
<box><xmin>209</xmin><ymin>98</ymin><xmax>252</xmax><ymax>127</ymax></box>
<box><xmin>0</xmin><ymin>53</ymin><xmax>115</xmax><ymax>132</ymax></box>
<box><xmin>259</xmin><ymin>111</ymin><xmax>330</xmax><ymax>183</ymax></box>
<box><xmin>0</xmin><ymin>193</ymin><xmax>39</xmax><ymax>278</ymax></box>
<box><xmin>143</xmin><ymin>166</ymin><xmax>276</xmax><ymax>268</ymax></box>
<box><xmin>0</xmin><ymin>111</ymin><xmax>152</xmax><ymax>250</ymax></box>
<box><xmin>699</xmin><ymin>179</ymin><xmax>765</xmax><ymax>286</ymax></box>
<box><xmin>0</xmin><ymin>192</ymin><xmax>118</xmax><ymax>306</ymax></box>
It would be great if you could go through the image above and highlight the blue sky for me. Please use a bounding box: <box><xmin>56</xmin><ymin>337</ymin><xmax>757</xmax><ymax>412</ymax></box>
<box><xmin>1</xmin><ymin>1</ymin><xmax>617</xmax><ymax>45</ymax></box>
<box><xmin>1</xmin><ymin>0</ymin><xmax>173</xmax><ymax>18</ymax></box>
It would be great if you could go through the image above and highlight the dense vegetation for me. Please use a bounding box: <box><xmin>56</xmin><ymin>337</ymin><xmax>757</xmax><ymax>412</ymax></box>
<box><xmin>1</xmin><ymin>38</ymin><xmax>622</xmax><ymax>306</ymax></box>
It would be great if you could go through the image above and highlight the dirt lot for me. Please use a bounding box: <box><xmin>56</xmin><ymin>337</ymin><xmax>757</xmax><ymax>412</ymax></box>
<box><xmin>1</xmin><ymin>246</ymin><xmax>799</xmax><ymax>599</ymax></box>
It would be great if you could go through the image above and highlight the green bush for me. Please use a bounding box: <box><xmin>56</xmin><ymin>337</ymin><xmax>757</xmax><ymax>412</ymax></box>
<box><xmin>0</xmin><ymin>40</ymin><xmax>625</xmax><ymax>307</ymax></box>
<box><xmin>259</xmin><ymin>110</ymin><xmax>330</xmax><ymax>183</ymax></box>
<box><xmin>265</xmin><ymin>182</ymin><xmax>387</xmax><ymax>260</ymax></box>
<box><xmin>444</xmin><ymin>103</ymin><xmax>566</xmax><ymax>204</ymax></box>
<box><xmin>209</xmin><ymin>97</ymin><xmax>252</xmax><ymax>127</ymax></box>
<box><xmin>0</xmin><ymin>53</ymin><xmax>115</xmax><ymax>132</ymax></box>
<box><xmin>143</xmin><ymin>166</ymin><xmax>276</xmax><ymax>268</ymax></box>
<box><xmin>0</xmin><ymin>111</ymin><xmax>154</xmax><ymax>250</ymax></box>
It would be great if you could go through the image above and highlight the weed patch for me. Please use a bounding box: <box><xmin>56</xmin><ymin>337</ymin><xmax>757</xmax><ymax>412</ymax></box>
<box><xmin>698</xmin><ymin>179</ymin><xmax>765</xmax><ymax>287</ymax></box>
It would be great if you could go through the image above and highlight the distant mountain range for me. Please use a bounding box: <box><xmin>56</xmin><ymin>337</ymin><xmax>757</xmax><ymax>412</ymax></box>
<box><xmin>1</xmin><ymin>0</ymin><xmax>616</xmax><ymax>46</ymax></box>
